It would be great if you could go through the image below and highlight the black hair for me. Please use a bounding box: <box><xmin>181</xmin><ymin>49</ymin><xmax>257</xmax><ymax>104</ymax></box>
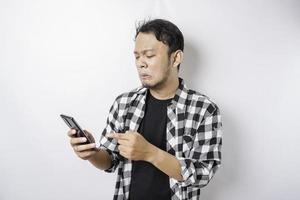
<box><xmin>135</xmin><ymin>19</ymin><xmax>184</xmax><ymax>70</ymax></box>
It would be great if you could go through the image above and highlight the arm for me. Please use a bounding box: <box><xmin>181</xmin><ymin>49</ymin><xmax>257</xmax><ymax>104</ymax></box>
<box><xmin>106</xmin><ymin>131</ymin><xmax>182</xmax><ymax>180</ymax></box>
<box><xmin>98</xmin><ymin>96</ymin><xmax>124</xmax><ymax>173</ymax></box>
<box><xmin>67</xmin><ymin>129</ymin><xmax>113</xmax><ymax>171</ymax></box>
<box><xmin>106</xmin><ymin>104</ymin><xmax>222</xmax><ymax>186</ymax></box>
<box><xmin>174</xmin><ymin>105</ymin><xmax>223</xmax><ymax>187</ymax></box>
<box><xmin>88</xmin><ymin>149</ymin><xmax>112</xmax><ymax>170</ymax></box>
<box><xmin>147</xmin><ymin>145</ymin><xmax>183</xmax><ymax>181</ymax></box>
<box><xmin>67</xmin><ymin>96</ymin><xmax>123</xmax><ymax>172</ymax></box>
<box><xmin>144</xmin><ymin>104</ymin><xmax>223</xmax><ymax>187</ymax></box>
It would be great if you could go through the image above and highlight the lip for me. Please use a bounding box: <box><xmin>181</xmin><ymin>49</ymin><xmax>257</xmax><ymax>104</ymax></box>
<box><xmin>140</xmin><ymin>74</ymin><xmax>151</xmax><ymax>79</ymax></box>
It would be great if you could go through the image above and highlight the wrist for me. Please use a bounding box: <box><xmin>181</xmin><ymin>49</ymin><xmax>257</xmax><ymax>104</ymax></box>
<box><xmin>87</xmin><ymin>148</ymin><xmax>100</xmax><ymax>161</ymax></box>
<box><xmin>145</xmin><ymin>143</ymin><xmax>160</xmax><ymax>164</ymax></box>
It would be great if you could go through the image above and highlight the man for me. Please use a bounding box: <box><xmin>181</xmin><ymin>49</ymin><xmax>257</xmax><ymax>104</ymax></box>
<box><xmin>67</xmin><ymin>19</ymin><xmax>222</xmax><ymax>200</ymax></box>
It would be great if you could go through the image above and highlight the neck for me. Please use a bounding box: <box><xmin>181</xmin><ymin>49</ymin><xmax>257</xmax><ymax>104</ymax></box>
<box><xmin>149</xmin><ymin>76</ymin><xmax>179</xmax><ymax>100</ymax></box>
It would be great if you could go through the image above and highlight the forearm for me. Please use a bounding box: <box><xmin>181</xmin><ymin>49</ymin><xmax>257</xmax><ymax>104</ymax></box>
<box><xmin>88</xmin><ymin>149</ymin><xmax>112</xmax><ymax>170</ymax></box>
<box><xmin>147</xmin><ymin>145</ymin><xmax>183</xmax><ymax>181</ymax></box>
<box><xmin>147</xmin><ymin>146</ymin><xmax>219</xmax><ymax>187</ymax></box>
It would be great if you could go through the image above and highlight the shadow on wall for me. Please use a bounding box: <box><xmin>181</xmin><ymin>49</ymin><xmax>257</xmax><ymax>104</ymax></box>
<box><xmin>180</xmin><ymin>40</ymin><xmax>204</xmax><ymax>87</ymax></box>
<box><xmin>180</xmin><ymin>40</ymin><xmax>241</xmax><ymax>199</ymax></box>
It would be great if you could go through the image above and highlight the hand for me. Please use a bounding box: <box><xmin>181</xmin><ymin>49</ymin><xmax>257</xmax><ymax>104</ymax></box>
<box><xmin>67</xmin><ymin>129</ymin><xmax>98</xmax><ymax>160</ymax></box>
<box><xmin>106</xmin><ymin>131</ymin><xmax>157</xmax><ymax>162</ymax></box>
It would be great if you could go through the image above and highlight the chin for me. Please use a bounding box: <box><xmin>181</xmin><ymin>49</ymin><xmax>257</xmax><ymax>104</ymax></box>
<box><xmin>140</xmin><ymin>80</ymin><xmax>152</xmax><ymax>88</ymax></box>
<box><xmin>141</xmin><ymin>82</ymin><xmax>151</xmax><ymax>88</ymax></box>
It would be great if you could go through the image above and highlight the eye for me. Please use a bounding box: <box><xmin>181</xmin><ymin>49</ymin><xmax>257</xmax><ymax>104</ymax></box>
<box><xmin>135</xmin><ymin>56</ymin><xmax>140</xmax><ymax>60</ymax></box>
<box><xmin>146</xmin><ymin>55</ymin><xmax>155</xmax><ymax>58</ymax></box>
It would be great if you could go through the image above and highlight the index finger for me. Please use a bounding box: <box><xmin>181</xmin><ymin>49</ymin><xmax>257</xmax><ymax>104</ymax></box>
<box><xmin>67</xmin><ymin>129</ymin><xmax>77</xmax><ymax>137</ymax></box>
<box><xmin>106</xmin><ymin>133</ymin><xmax>129</xmax><ymax>140</ymax></box>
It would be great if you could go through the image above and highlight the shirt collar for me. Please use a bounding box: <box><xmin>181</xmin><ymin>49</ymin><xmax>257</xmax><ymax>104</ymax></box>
<box><xmin>136</xmin><ymin>77</ymin><xmax>188</xmax><ymax>110</ymax></box>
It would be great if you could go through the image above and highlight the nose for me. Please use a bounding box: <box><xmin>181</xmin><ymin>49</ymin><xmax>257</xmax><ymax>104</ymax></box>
<box><xmin>136</xmin><ymin>57</ymin><xmax>147</xmax><ymax>69</ymax></box>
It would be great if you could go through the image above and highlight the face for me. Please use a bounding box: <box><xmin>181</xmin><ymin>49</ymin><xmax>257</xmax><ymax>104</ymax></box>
<box><xmin>134</xmin><ymin>32</ymin><xmax>174</xmax><ymax>89</ymax></box>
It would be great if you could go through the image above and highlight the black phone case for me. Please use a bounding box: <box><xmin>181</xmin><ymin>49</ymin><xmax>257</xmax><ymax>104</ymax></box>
<box><xmin>60</xmin><ymin>114</ymin><xmax>92</xmax><ymax>144</ymax></box>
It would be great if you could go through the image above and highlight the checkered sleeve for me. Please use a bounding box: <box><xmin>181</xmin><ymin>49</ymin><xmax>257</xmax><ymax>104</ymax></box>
<box><xmin>177</xmin><ymin>104</ymin><xmax>222</xmax><ymax>187</ymax></box>
<box><xmin>99</xmin><ymin>96</ymin><xmax>123</xmax><ymax>173</ymax></box>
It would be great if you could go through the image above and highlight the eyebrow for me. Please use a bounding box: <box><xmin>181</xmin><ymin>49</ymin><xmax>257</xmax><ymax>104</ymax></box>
<box><xmin>133</xmin><ymin>49</ymin><xmax>155</xmax><ymax>54</ymax></box>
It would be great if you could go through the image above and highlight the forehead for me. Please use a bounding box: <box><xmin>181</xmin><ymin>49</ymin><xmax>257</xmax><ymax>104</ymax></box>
<box><xmin>134</xmin><ymin>32</ymin><xmax>168</xmax><ymax>53</ymax></box>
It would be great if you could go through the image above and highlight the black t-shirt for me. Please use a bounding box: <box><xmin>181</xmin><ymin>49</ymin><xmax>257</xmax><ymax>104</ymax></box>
<box><xmin>129</xmin><ymin>91</ymin><xmax>172</xmax><ymax>200</ymax></box>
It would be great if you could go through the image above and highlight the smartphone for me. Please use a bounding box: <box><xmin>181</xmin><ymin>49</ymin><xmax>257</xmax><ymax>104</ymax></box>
<box><xmin>60</xmin><ymin>114</ymin><xmax>92</xmax><ymax>144</ymax></box>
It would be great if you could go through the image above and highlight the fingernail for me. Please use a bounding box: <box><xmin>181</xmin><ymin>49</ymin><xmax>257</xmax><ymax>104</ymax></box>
<box><xmin>71</xmin><ymin>129</ymin><xmax>76</xmax><ymax>134</ymax></box>
<box><xmin>82</xmin><ymin>137</ymin><xmax>87</xmax><ymax>142</ymax></box>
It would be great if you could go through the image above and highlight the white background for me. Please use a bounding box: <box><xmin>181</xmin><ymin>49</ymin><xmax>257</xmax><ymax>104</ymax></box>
<box><xmin>1</xmin><ymin>0</ymin><xmax>299</xmax><ymax>199</ymax></box>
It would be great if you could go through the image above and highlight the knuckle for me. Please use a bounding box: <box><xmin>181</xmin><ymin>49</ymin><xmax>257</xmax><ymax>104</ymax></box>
<box><xmin>73</xmin><ymin>146</ymin><xmax>77</xmax><ymax>152</ymax></box>
<box><xmin>74</xmin><ymin>145</ymin><xmax>80</xmax><ymax>152</ymax></box>
<box><xmin>68</xmin><ymin>129</ymin><xmax>75</xmax><ymax>135</ymax></box>
<box><xmin>86</xmin><ymin>152</ymin><xmax>92</xmax><ymax>157</ymax></box>
<box><xmin>78</xmin><ymin>152</ymin><xmax>87</xmax><ymax>159</ymax></box>
<box><xmin>70</xmin><ymin>138</ymin><xmax>77</xmax><ymax>145</ymax></box>
<box><xmin>78</xmin><ymin>153</ymin><xmax>84</xmax><ymax>159</ymax></box>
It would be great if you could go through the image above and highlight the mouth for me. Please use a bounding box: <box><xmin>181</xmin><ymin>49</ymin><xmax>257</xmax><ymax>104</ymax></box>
<box><xmin>140</xmin><ymin>74</ymin><xmax>151</xmax><ymax>80</ymax></box>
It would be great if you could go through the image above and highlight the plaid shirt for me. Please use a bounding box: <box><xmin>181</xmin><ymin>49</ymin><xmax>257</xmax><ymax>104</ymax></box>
<box><xmin>99</xmin><ymin>77</ymin><xmax>222</xmax><ymax>200</ymax></box>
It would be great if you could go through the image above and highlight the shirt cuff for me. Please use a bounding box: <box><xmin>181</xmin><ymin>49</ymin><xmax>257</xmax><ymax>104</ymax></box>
<box><xmin>175</xmin><ymin>157</ymin><xmax>211</xmax><ymax>187</ymax></box>
<box><xmin>99</xmin><ymin>147</ymin><xmax>120</xmax><ymax>173</ymax></box>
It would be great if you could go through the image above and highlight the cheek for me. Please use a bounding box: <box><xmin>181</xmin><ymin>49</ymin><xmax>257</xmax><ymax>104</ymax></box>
<box><xmin>148</xmin><ymin>58</ymin><xmax>158</xmax><ymax>67</ymax></box>
<box><xmin>149</xmin><ymin>57</ymin><xmax>166</xmax><ymax>71</ymax></box>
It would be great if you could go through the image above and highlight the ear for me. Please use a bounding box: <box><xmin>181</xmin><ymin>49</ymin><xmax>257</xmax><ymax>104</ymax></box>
<box><xmin>172</xmin><ymin>50</ymin><xmax>184</xmax><ymax>68</ymax></box>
